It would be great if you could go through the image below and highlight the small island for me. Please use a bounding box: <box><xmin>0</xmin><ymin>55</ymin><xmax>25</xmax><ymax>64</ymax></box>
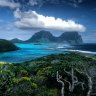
<box><xmin>0</xmin><ymin>39</ymin><xmax>19</xmax><ymax>52</ymax></box>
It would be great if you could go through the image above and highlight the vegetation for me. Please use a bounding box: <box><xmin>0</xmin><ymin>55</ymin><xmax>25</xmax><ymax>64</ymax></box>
<box><xmin>0</xmin><ymin>39</ymin><xmax>19</xmax><ymax>52</ymax></box>
<box><xmin>0</xmin><ymin>53</ymin><xmax>96</xmax><ymax>96</ymax></box>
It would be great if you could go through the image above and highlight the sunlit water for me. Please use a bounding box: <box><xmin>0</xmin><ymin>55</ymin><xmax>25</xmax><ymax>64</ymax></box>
<box><xmin>0</xmin><ymin>43</ymin><xmax>96</xmax><ymax>63</ymax></box>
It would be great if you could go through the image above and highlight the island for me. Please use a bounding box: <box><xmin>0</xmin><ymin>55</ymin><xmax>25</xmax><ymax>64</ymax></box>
<box><xmin>0</xmin><ymin>39</ymin><xmax>19</xmax><ymax>52</ymax></box>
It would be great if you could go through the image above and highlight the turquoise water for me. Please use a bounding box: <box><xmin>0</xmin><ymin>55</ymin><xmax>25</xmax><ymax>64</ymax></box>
<box><xmin>0</xmin><ymin>43</ymin><xmax>65</xmax><ymax>63</ymax></box>
<box><xmin>1</xmin><ymin>43</ymin><xmax>96</xmax><ymax>63</ymax></box>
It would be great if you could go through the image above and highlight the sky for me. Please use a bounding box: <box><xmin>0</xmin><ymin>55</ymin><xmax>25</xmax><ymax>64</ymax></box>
<box><xmin>0</xmin><ymin>0</ymin><xmax>96</xmax><ymax>43</ymax></box>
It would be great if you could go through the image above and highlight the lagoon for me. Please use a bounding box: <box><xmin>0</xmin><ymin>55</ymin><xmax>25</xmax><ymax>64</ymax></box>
<box><xmin>0</xmin><ymin>43</ymin><xmax>96</xmax><ymax>63</ymax></box>
<box><xmin>0</xmin><ymin>43</ymin><xmax>64</xmax><ymax>63</ymax></box>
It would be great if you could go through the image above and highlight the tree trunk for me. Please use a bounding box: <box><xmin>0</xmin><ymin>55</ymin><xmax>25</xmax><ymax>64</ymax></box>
<box><xmin>57</xmin><ymin>71</ymin><xmax>64</xmax><ymax>96</ymax></box>
<box><xmin>86</xmin><ymin>72</ymin><xmax>92</xmax><ymax>96</ymax></box>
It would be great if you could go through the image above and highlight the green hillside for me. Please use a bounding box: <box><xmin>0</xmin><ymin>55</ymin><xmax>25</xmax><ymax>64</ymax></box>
<box><xmin>1</xmin><ymin>53</ymin><xmax>96</xmax><ymax>96</ymax></box>
<box><xmin>0</xmin><ymin>39</ymin><xmax>19</xmax><ymax>52</ymax></box>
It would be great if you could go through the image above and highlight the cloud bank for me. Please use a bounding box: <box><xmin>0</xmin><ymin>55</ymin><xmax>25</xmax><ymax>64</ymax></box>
<box><xmin>14</xmin><ymin>9</ymin><xmax>86</xmax><ymax>32</ymax></box>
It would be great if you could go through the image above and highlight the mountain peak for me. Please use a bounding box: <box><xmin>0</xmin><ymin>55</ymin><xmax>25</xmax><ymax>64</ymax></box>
<box><xmin>59</xmin><ymin>31</ymin><xmax>83</xmax><ymax>44</ymax></box>
<box><xmin>26</xmin><ymin>30</ymin><xmax>56</xmax><ymax>43</ymax></box>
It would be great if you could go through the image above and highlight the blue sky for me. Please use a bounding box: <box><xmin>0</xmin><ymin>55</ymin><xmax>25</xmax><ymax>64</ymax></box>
<box><xmin>0</xmin><ymin>0</ymin><xmax>96</xmax><ymax>43</ymax></box>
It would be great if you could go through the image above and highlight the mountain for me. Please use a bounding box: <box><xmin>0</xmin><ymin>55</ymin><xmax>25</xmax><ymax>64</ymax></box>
<box><xmin>11</xmin><ymin>38</ymin><xmax>24</xmax><ymax>43</ymax></box>
<box><xmin>26</xmin><ymin>30</ymin><xmax>57</xmax><ymax>43</ymax></box>
<box><xmin>0</xmin><ymin>39</ymin><xmax>19</xmax><ymax>52</ymax></box>
<box><xmin>58</xmin><ymin>32</ymin><xmax>83</xmax><ymax>44</ymax></box>
<box><xmin>25</xmin><ymin>30</ymin><xmax>83</xmax><ymax>44</ymax></box>
<box><xmin>11</xmin><ymin>30</ymin><xmax>83</xmax><ymax>44</ymax></box>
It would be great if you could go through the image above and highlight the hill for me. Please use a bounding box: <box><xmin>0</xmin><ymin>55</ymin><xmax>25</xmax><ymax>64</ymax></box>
<box><xmin>0</xmin><ymin>39</ymin><xmax>19</xmax><ymax>52</ymax></box>
<box><xmin>11</xmin><ymin>38</ymin><xmax>24</xmax><ymax>43</ymax></box>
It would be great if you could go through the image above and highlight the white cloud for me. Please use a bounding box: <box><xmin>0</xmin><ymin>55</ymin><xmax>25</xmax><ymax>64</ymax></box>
<box><xmin>0</xmin><ymin>0</ymin><xmax>20</xmax><ymax>9</ymax></box>
<box><xmin>14</xmin><ymin>9</ymin><xmax>86</xmax><ymax>32</ymax></box>
<box><xmin>14</xmin><ymin>8</ymin><xmax>21</xmax><ymax>18</ymax></box>
<box><xmin>29</xmin><ymin>0</ymin><xmax>38</xmax><ymax>6</ymax></box>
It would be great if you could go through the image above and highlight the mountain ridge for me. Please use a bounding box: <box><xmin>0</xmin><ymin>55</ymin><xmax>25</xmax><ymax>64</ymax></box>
<box><xmin>11</xmin><ymin>38</ymin><xmax>24</xmax><ymax>43</ymax></box>
<box><xmin>10</xmin><ymin>30</ymin><xmax>83</xmax><ymax>44</ymax></box>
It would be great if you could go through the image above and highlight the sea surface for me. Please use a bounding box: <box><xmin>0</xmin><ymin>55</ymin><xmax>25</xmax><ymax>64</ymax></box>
<box><xmin>0</xmin><ymin>43</ymin><xmax>96</xmax><ymax>63</ymax></box>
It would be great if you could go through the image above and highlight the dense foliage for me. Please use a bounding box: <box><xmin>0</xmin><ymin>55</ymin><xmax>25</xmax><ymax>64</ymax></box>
<box><xmin>0</xmin><ymin>53</ymin><xmax>96</xmax><ymax>96</ymax></box>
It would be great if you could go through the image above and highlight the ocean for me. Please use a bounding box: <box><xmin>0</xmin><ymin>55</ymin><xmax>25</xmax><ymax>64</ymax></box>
<box><xmin>0</xmin><ymin>43</ymin><xmax>96</xmax><ymax>63</ymax></box>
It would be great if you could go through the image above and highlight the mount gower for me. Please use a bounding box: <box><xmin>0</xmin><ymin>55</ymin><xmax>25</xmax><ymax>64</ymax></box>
<box><xmin>11</xmin><ymin>30</ymin><xmax>83</xmax><ymax>44</ymax></box>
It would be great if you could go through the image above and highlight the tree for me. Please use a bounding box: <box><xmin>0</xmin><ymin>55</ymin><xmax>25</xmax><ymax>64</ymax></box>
<box><xmin>56</xmin><ymin>67</ymin><xmax>92</xmax><ymax>96</ymax></box>
<box><xmin>56</xmin><ymin>71</ymin><xmax>64</xmax><ymax>96</ymax></box>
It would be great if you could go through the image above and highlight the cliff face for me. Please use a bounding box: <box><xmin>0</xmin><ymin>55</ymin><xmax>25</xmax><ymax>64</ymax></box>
<box><xmin>58</xmin><ymin>32</ymin><xmax>83</xmax><ymax>44</ymax></box>
<box><xmin>0</xmin><ymin>39</ymin><xmax>19</xmax><ymax>52</ymax></box>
